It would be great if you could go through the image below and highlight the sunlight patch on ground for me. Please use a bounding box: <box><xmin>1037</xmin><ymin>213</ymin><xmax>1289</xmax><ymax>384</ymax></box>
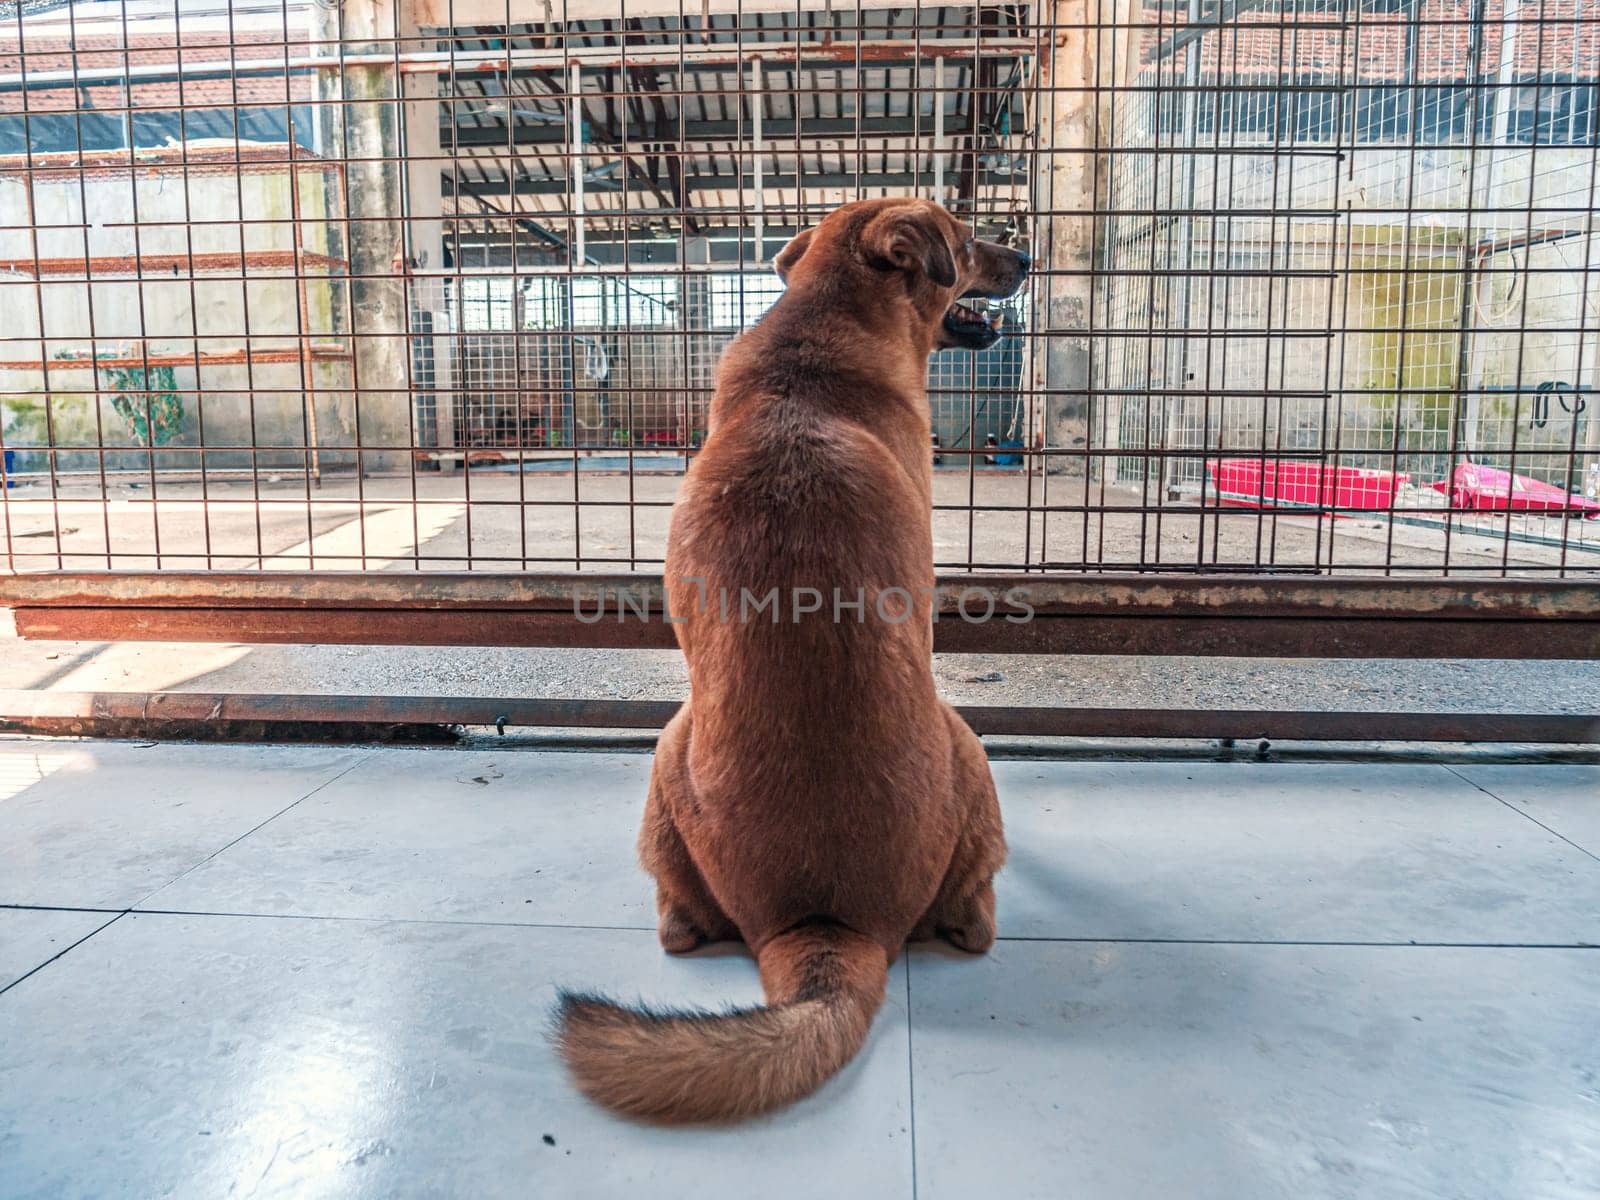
<box><xmin>263</xmin><ymin>503</ymin><xmax>465</xmax><ymax>572</ymax></box>
<box><xmin>0</xmin><ymin>745</ymin><xmax>75</xmax><ymax>806</ymax></box>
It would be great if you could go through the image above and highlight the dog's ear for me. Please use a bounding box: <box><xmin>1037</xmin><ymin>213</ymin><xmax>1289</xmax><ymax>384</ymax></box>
<box><xmin>774</xmin><ymin>227</ymin><xmax>814</xmax><ymax>283</ymax></box>
<box><xmin>862</xmin><ymin>206</ymin><xmax>957</xmax><ymax>289</ymax></box>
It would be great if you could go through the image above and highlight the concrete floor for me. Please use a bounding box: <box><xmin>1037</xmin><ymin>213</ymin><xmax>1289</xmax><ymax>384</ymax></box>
<box><xmin>1</xmin><ymin>740</ymin><xmax>1597</xmax><ymax>1198</ymax></box>
<box><xmin>5</xmin><ymin>470</ymin><xmax>1598</xmax><ymax>574</ymax></box>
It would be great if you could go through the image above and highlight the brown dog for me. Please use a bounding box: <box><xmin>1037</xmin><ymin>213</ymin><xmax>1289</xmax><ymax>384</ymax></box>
<box><xmin>556</xmin><ymin>198</ymin><xmax>1029</xmax><ymax>1122</ymax></box>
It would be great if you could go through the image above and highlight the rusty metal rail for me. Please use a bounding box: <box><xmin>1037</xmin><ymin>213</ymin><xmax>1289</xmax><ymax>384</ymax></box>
<box><xmin>3</xmin><ymin>571</ymin><xmax>1598</xmax><ymax>659</ymax></box>
<box><xmin>2</xmin><ymin>689</ymin><xmax>1595</xmax><ymax>747</ymax></box>
<box><xmin>3</xmin><ymin>572</ymin><xmax>1595</xmax><ymax>744</ymax></box>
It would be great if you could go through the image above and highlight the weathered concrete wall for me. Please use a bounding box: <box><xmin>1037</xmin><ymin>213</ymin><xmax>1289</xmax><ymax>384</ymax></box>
<box><xmin>0</xmin><ymin>160</ymin><xmax>351</xmax><ymax>474</ymax></box>
<box><xmin>1168</xmin><ymin>145</ymin><xmax>1597</xmax><ymax>238</ymax></box>
<box><xmin>1336</xmin><ymin>247</ymin><xmax>1463</xmax><ymax>479</ymax></box>
<box><xmin>1467</xmin><ymin>231</ymin><xmax>1600</xmax><ymax>490</ymax></box>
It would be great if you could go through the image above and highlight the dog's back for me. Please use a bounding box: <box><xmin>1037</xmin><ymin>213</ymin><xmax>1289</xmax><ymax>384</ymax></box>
<box><xmin>663</xmin><ymin>255</ymin><xmax>956</xmax><ymax>931</ymax></box>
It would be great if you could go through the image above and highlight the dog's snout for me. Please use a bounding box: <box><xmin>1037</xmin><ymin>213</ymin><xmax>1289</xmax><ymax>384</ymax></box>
<box><xmin>970</xmin><ymin>240</ymin><xmax>1030</xmax><ymax>298</ymax></box>
<box><xmin>989</xmin><ymin>243</ymin><xmax>1030</xmax><ymax>299</ymax></box>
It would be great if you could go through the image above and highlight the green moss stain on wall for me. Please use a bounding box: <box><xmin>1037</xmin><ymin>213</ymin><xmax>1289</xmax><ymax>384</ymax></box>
<box><xmin>2</xmin><ymin>385</ymin><xmax>162</xmax><ymax>472</ymax></box>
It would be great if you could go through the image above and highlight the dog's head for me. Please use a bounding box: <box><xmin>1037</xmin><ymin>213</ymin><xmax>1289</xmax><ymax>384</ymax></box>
<box><xmin>774</xmin><ymin>198</ymin><xmax>1029</xmax><ymax>352</ymax></box>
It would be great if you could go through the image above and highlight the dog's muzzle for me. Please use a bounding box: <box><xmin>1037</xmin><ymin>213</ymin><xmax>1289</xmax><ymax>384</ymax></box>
<box><xmin>942</xmin><ymin>247</ymin><xmax>1030</xmax><ymax>350</ymax></box>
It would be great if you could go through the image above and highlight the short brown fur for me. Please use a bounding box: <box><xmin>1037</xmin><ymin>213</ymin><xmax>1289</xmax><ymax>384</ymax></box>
<box><xmin>556</xmin><ymin>199</ymin><xmax>1027</xmax><ymax>1123</ymax></box>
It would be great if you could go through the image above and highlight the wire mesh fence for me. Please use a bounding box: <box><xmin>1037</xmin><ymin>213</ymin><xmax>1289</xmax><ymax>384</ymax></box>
<box><xmin>0</xmin><ymin>0</ymin><xmax>1595</xmax><ymax>578</ymax></box>
<box><xmin>1098</xmin><ymin>0</ymin><xmax>1600</xmax><ymax>574</ymax></box>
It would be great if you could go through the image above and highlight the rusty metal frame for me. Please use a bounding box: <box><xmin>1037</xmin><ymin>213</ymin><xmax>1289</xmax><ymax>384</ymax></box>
<box><xmin>3</xmin><ymin>571</ymin><xmax>1597</xmax><ymax>745</ymax></box>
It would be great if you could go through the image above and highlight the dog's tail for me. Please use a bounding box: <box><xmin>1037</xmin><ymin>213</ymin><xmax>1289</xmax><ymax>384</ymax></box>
<box><xmin>555</xmin><ymin>918</ymin><xmax>889</xmax><ymax>1123</ymax></box>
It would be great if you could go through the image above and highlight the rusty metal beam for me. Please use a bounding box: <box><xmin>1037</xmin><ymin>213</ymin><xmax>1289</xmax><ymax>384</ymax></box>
<box><xmin>0</xmin><ymin>39</ymin><xmax>1037</xmax><ymax>94</ymax></box>
<box><xmin>0</xmin><ymin>346</ymin><xmax>349</xmax><ymax>371</ymax></box>
<box><xmin>0</xmin><ymin>251</ymin><xmax>347</xmax><ymax>278</ymax></box>
<box><xmin>6</xmin><ymin>571</ymin><xmax>1595</xmax><ymax>616</ymax></box>
<box><xmin>1</xmin><ymin>691</ymin><xmax>1594</xmax><ymax>746</ymax></box>
<box><xmin>2</xmin><ymin>573</ymin><xmax>1597</xmax><ymax>659</ymax></box>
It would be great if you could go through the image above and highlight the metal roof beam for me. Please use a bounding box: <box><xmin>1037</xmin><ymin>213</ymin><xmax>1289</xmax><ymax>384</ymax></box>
<box><xmin>0</xmin><ymin>39</ymin><xmax>1032</xmax><ymax>93</ymax></box>
<box><xmin>445</xmin><ymin>168</ymin><xmax>1020</xmax><ymax>197</ymax></box>
<box><xmin>443</xmin><ymin>114</ymin><xmax>932</xmax><ymax>147</ymax></box>
<box><xmin>414</xmin><ymin>0</ymin><xmax>872</xmax><ymax>21</ymax></box>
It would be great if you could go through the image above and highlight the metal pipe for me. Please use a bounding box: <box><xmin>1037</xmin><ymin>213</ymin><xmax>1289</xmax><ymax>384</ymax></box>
<box><xmin>0</xmin><ymin>690</ymin><xmax>1594</xmax><ymax>746</ymax></box>
<box><xmin>751</xmin><ymin>55</ymin><xmax>765</xmax><ymax>262</ymax></box>
<box><xmin>0</xmin><ymin>39</ymin><xmax>1038</xmax><ymax>94</ymax></box>
<box><xmin>934</xmin><ymin>55</ymin><xmax>946</xmax><ymax>205</ymax></box>
<box><xmin>7</xmin><ymin>570</ymin><xmax>1595</xmax><ymax>616</ymax></box>
<box><xmin>570</xmin><ymin>61</ymin><xmax>585</xmax><ymax>268</ymax></box>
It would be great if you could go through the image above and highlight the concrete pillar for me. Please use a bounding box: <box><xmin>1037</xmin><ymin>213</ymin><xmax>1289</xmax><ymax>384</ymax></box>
<box><xmin>403</xmin><ymin>62</ymin><xmax>457</xmax><ymax>467</ymax></box>
<box><xmin>1585</xmin><ymin>232</ymin><xmax>1600</xmax><ymax>499</ymax></box>
<box><xmin>337</xmin><ymin>0</ymin><xmax>413</xmax><ymax>474</ymax></box>
<box><xmin>1031</xmin><ymin>0</ymin><xmax>1114</xmax><ymax>476</ymax></box>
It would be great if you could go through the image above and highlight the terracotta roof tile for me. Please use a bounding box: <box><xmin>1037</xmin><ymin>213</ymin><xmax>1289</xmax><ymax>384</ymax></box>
<box><xmin>1</xmin><ymin>31</ymin><xmax>314</xmax><ymax>115</ymax></box>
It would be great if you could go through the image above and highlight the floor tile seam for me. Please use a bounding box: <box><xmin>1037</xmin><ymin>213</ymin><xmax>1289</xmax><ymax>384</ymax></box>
<box><xmin>6</xmin><ymin>906</ymin><xmax>1593</xmax><ymax>950</ymax></box>
<box><xmin>0</xmin><ymin>910</ymin><xmax>127</xmax><ymax>999</ymax></box>
<box><xmin>988</xmin><ymin>935</ymin><xmax>1600</xmax><ymax>949</ymax></box>
<box><xmin>126</xmin><ymin>748</ymin><xmax>383</xmax><ymax>911</ymax></box>
<box><xmin>82</xmin><ymin>904</ymin><xmax>659</xmax><ymax>934</ymax></box>
<box><xmin>1441</xmin><ymin>763</ymin><xmax>1600</xmax><ymax>866</ymax></box>
<box><xmin>906</xmin><ymin>953</ymin><xmax>919</xmax><ymax>1200</ymax></box>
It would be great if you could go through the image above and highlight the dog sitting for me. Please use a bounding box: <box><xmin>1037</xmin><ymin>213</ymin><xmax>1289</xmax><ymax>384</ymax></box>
<box><xmin>557</xmin><ymin>199</ymin><xmax>1030</xmax><ymax>1123</ymax></box>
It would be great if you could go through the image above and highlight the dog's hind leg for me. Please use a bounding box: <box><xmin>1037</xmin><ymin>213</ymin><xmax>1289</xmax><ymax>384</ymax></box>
<box><xmin>639</xmin><ymin>709</ymin><xmax>738</xmax><ymax>954</ymax></box>
<box><xmin>912</xmin><ymin>707</ymin><xmax>1007</xmax><ymax>954</ymax></box>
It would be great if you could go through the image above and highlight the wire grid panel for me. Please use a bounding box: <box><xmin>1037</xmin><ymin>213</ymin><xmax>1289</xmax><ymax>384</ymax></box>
<box><xmin>1092</xmin><ymin>0</ymin><xmax>1600</xmax><ymax>575</ymax></box>
<box><xmin>0</xmin><ymin>0</ymin><xmax>1595</xmax><ymax>579</ymax></box>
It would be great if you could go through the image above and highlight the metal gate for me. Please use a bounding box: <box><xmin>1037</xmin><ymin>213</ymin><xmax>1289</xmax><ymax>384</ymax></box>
<box><xmin>0</xmin><ymin>1</ymin><xmax>1597</xmax><ymax>741</ymax></box>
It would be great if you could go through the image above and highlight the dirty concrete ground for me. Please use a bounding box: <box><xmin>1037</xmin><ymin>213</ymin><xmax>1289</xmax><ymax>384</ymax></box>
<box><xmin>2</xmin><ymin>469</ymin><xmax>1597</xmax><ymax>719</ymax></box>
<box><xmin>5</xmin><ymin>467</ymin><xmax>1599</xmax><ymax>573</ymax></box>
<box><xmin>6</xmin><ymin>630</ymin><xmax>1599</xmax><ymax>720</ymax></box>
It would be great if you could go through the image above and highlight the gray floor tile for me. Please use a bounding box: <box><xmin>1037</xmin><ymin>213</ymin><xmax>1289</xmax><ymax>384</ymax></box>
<box><xmin>1450</xmin><ymin>764</ymin><xmax>1600</xmax><ymax>860</ymax></box>
<box><xmin>0</xmin><ymin>912</ymin><xmax>913</xmax><ymax>1200</ymax></box>
<box><xmin>143</xmin><ymin>748</ymin><xmax>656</xmax><ymax>926</ymax></box>
<box><xmin>0</xmin><ymin>906</ymin><xmax>113</xmax><ymax>990</ymax></box>
<box><xmin>909</xmin><ymin>940</ymin><xmax>1600</xmax><ymax>1200</ymax></box>
<box><xmin>0</xmin><ymin>741</ymin><xmax>364</xmax><ymax>909</ymax></box>
<box><xmin>991</xmin><ymin>760</ymin><xmax>1600</xmax><ymax>944</ymax></box>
